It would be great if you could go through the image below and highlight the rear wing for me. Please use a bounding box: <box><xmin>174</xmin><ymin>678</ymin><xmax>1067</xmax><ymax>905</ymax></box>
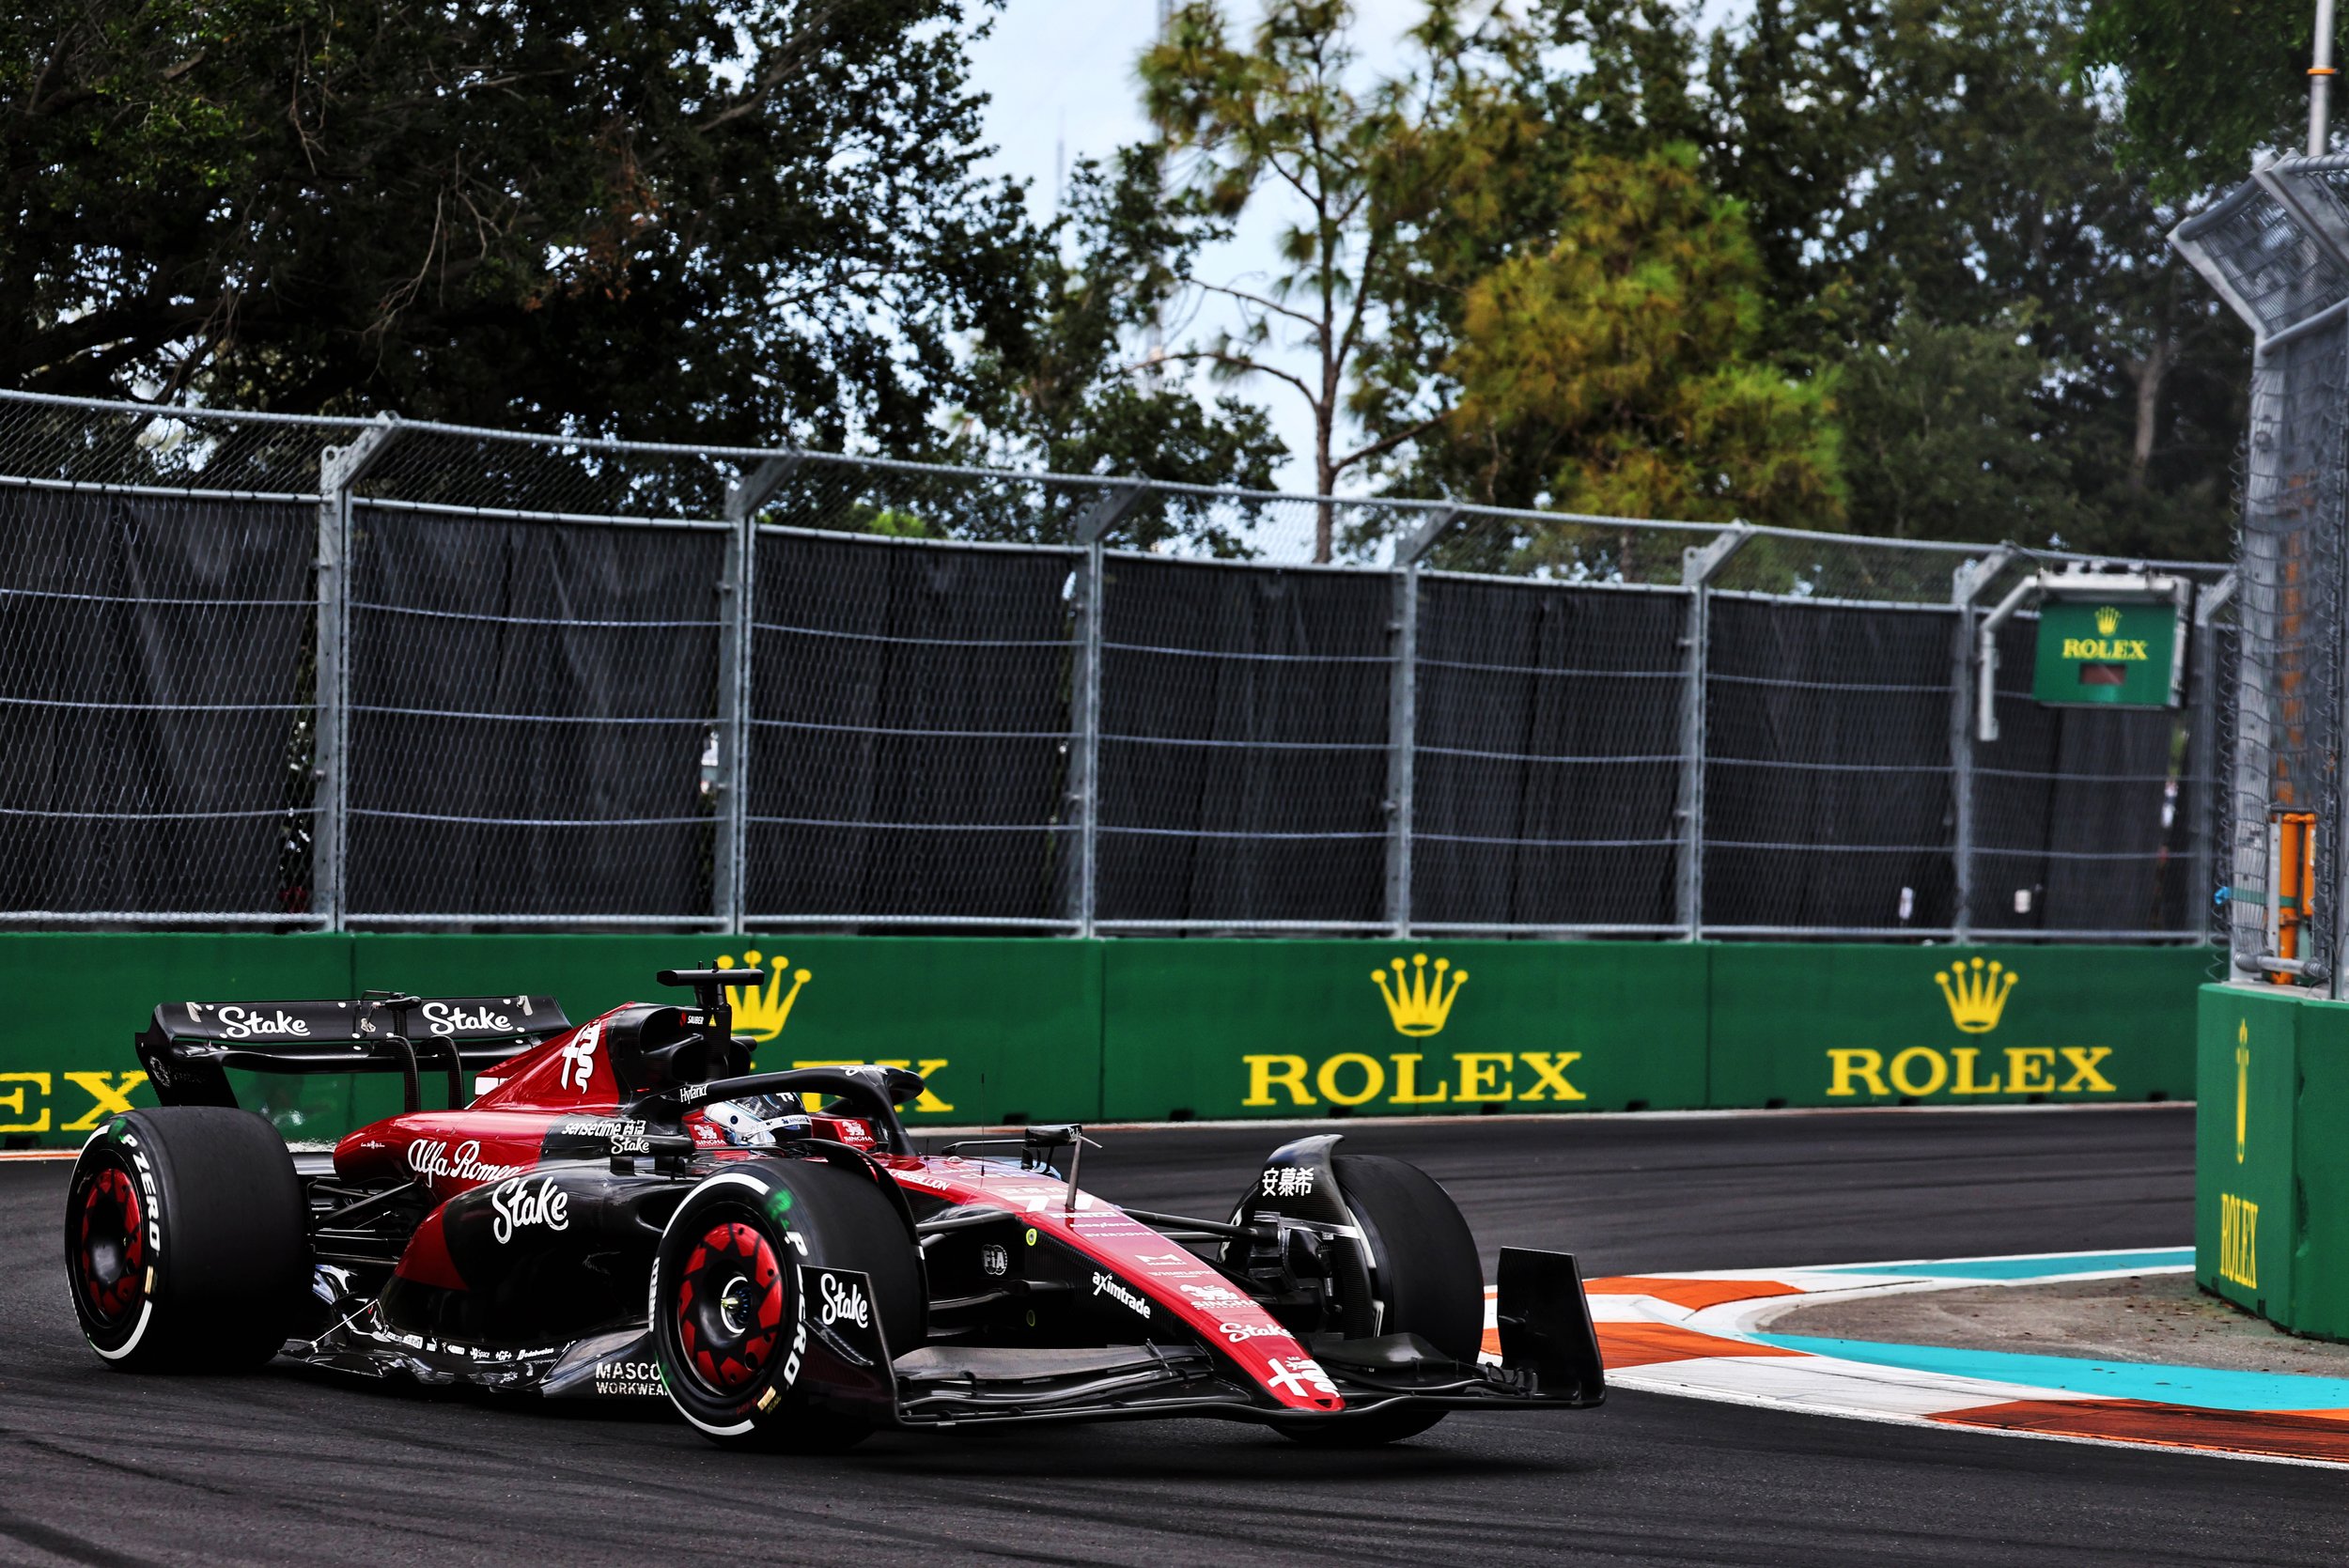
<box><xmin>135</xmin><ymin>995</ymin><xmax>569</xmax><ymax>1112</ymax></box>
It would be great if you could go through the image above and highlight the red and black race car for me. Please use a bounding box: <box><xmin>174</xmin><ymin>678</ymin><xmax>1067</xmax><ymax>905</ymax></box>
<box><xmin>65</xmin><ymin>965</ymin><xmax>1604</xmax><ymax>1450</ymax></box>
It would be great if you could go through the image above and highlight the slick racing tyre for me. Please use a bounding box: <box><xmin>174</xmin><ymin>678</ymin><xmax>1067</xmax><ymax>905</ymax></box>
<box><xmin>1282</xmin><ymin>1153</ymin><xmax>1482</xmax><ymax>1448</ymax></box>
<box><xmin>65</xmin><ymin>1107</ymin><xmax>308</xmax><ymax>1373</ymax></box>
<box><xmin>650</xmin><ymin>1158</ymin><xmax>920</xmax><ymax>1452</ymax></box>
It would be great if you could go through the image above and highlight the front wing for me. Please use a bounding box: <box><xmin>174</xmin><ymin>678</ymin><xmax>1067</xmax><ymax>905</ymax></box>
<box><xmin>285</xmin><ymin>1246</ymin><xmax>1605</xmax><ymax>1431</ymax></box>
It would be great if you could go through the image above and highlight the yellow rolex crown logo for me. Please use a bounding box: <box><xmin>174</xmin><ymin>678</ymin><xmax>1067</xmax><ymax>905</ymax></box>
<box><xmin>1935</xmin><ymin>956</ymin><xmax>2017</xmax><ymax>1034</ymax></box>
<box><xmin>2093</xmin><ymin>605</ymin><xmax>2121</xmax><ymax>636</ymax></box>
<box><xmin>715</xmin><ymin>950</ymin><xmax>812</xmax><ymax>1043</ymax></box>
<box><xmin>1373</xmin><ymin>953</ymin><xmax>1468</xmax><ymax>1037</ymax></box>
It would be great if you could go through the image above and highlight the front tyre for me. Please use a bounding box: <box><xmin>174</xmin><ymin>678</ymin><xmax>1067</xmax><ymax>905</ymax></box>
<box><xmin>64</xmin><ymin>1107</ymin><xmax>308</xmax><ymax>1373</ymax></box>
<box><xmin>1285</xmin><ymin>1153</ymin><xmax>1482</xmax><ymax>1448</ymax></box>
<box><xmin>650</xmin><ymin>1159</ymin><xmax>919</xmax><ymax>1452</ymax></box>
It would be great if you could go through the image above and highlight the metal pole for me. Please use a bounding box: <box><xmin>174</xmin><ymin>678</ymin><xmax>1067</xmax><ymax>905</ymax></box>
<box><xmin>1949</xmin><ymin>547</ymin><xmax>2016</xmax><ymax>944</ymax></box>
<box><xmin>2315</xmin><ymin>0</ymin><xmax>2339</xmax><ymax>156</ymax></box>
<box><xmin>2193</xmin><ymin>573</ymin><xmax>2237</xmax><ymax>944</ymax></box>
<box><xmin>719</xmin><ymin>456</ymin><xmax>800</xmax><ymax>933</ymax></box>
<box><xmin>314</xmin><ymin>418</ymin><xmax>399</xmax><ymax>932</ymax></box>
<box><xmin>1676</xmin><ymin>526</ymin><xmax>1752</xmax><ymax>939</ymax></box>
<box><xmin>1386</xmin><ymin>507</ymin><xmax>1457</xmax><ymax>937</ymax></box>
<box><xmin>1068</xmin><ymin>483</ymin><xmax>1149</xmax><ymax>937</ymax></box>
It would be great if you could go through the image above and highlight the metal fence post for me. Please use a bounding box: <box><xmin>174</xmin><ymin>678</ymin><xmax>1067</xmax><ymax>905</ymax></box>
<box><xmin>1387</xmin><ymin>508</ymin><xmax>1458</xmax><ymax>937</ymax></box>
<box><xmin>2193</xmin><ymin>573</ymin><xmax>2238</xmax><ymax>943</ymax></box>
<box><xmin>718</xmin><ymin>457</ymin><xmax>800</xmax><ymax>933</ymax></box>
<box><xmin>1068</xmin><ymin>482</ymin><xmax>1149</xmax><ymax>937</ymax></box>
<box><xmin>1676</xmin><ymin>527</ymin><xmax>1751</xmax><ymax>939</ymax></box>
<box><xmin>1949</xmin><ymin>547</ymin><xmax>2016</xmax><ymax>944</ymax></box>
<box><xmin>314</xmin><ymin>417</ymin><xmax>399</xmax><ymax>931</ymax></box>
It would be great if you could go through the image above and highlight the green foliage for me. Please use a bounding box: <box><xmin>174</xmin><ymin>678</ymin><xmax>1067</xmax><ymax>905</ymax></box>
<box><xmin>1443</xmin><ymin>146</ymin><xmax>1843</xmax><ymax>527</ymax></box>
<box><xmin>1836</xmin><ymin>315</ymin><xmax>2083</xmax><ymax>541</ymax></box>
<box><xmin>0</xmin><ymin>0</ymin><xmax>1040</xmax><ymax>448</ymax></box>
<box><xmin>942</xmin><ymin>147</ymin><xmax>1287</xmax><ymax>546</ymax></box>
<box><xmin>2077</xmin><ymin>0</ymin><xmax>2312</xmax><ymax>197</ymax></box>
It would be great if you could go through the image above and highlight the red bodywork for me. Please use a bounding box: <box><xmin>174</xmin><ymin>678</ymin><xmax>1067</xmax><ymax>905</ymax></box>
<box><xmin>333</xmin><ymin>1003</ymin><xmax>1346</xmax><ymax>1414</ymax></box>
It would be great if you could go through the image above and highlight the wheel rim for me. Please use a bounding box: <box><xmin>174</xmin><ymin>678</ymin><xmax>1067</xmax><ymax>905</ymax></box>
<box><xmin>672</xmin><ymin>1219</ymin><xmax>785</xmax><ymax>1396</ymax></box>
<box><xmin>76</xmin><ymin>1164</ymin><xmax>146</xmax><ymax>1326</ymax></box>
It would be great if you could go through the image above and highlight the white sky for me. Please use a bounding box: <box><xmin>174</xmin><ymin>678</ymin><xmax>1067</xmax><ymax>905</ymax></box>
<box><xmin>960</xmin><ymin>1</ymin><xmax>1751</xmax><ymax>492</ymax></box>
<box><xmin>964</xmin><ymin>1</ymin><xmax>1428</xmax><ymax>491</ymax></box>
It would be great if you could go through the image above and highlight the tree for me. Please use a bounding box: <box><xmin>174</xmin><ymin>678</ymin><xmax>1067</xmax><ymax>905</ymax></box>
<box><xmin>1701</xmin><ymin>0</ymin><xmax>2244</xmax><ymax>557</ymax></box>
<box><xmin>0</xmin><ymin>0</ymin><xmax>1040</xmax><ymax>449</ymax></box>
<box><xmin>1439</xmin><ymin>146</ymin><xmax>1844</xmax><ymax>528</ymax></box>
<box><xmin>941</xmin><ymin>146</ymin><xmax>1287</xmax><ymax>548</ymax></box>
<box><xmin>2077</xmin><ymin>0</ymin><xmax>2314</xmax><ymax>197</ymax></box>
<box><xmin>1837</xmin><ymin>314</ymin><xmax>2082</xmax><ymax>541</ymax></box>
<box><xmin>1141</xmin><ymin>0</ymin><xmax>1460</xmax><ymax>560</ymax></box>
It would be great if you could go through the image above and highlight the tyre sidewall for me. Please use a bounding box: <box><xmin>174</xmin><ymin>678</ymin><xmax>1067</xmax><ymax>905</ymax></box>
<box><xmin>648</xmin><ymin>1160</ymin><xmax>920</xmax><ymax>1444</ymax></box>
<box><xmin>65</xmin><ymin>1108</ymin><xmax>306</xmax><ymax>1372</ymax></box>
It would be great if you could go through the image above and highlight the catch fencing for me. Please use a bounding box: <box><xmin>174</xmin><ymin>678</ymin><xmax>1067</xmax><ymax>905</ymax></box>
<box><xmin>0</xmin><ymin>389</ymin><xmax>2227</xmax><ymax>939</ymax></box>
<box><xmin>2175</xmin><ymin>154</ymin><xmax>2349</xmax><ymax>989</ymax></box>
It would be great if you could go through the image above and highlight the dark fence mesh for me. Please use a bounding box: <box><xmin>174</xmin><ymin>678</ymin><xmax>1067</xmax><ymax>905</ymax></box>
<box><xmin>745</xmin><ymin>532</ymin><xmax>1077</xmax><ymax>925</ymax></box>
<box><xmin>0</xmin><ymin>483</ymin><xmax>316</xmax><ymax>918</ymax></box>
<box><xmin>1096</xmin><ymin>557</ymin><xmax>1391</xmax><ymax>926</ymax></box>
<box><xmin>1970</xmin><ymin>613</ymin><xmax>2191</xmax><ymax>936</ymax></box>
<box><xmin>344</xmin><ymin>505</ymin><xmax>724</xmax><ymax>920</ymax></box>
<box><xmin>1703</xmin><ymin>597</ymin><xmax>1958</xmax><ymax>931</ymax></box>
<box><xmin>1411</xmin><ymin>577</ymin><xmax>1686</xmax><ymax>929</ymax></box>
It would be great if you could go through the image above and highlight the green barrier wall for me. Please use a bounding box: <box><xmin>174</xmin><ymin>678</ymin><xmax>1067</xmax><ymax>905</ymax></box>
<box><xmin>1713</xmin><ymin>944</ymin><xmax>2205</xmax><ymax>1109</ymax></box>
<box><xmin>1101</xmin><ymin>939</ymin><xmax>1708</xmax><ymax>1121</ymax></box>
<box><xmin>0</xmin><ymin>935</ymin><xmax>2204</xmax><ymax>1148</ymax></box>
<box><xmin>2195</xmin><ymin>984</ymin><xmax>2349</xmax><ymax>1341</ymax></box>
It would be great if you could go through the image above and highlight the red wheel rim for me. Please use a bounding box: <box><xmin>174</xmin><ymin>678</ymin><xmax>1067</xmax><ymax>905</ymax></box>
<box><xmin>672</xmin><ymin>1219</ymin><xmax>785</xmax><ymax>1397</ymax></box>
<box><xmin>77</xmin><ymin>1165</ymin><xmax>146</xmax><ymax>1325</ymax></box>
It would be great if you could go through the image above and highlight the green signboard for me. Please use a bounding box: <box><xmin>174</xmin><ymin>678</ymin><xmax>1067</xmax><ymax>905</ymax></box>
<box><xmin>2030</xmin><ymin>596</ymin><xmax>2183</xmax><ymax>707</ymax></box>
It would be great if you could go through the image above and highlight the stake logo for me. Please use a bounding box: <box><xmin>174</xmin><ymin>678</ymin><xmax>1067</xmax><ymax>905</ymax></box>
<box><xmin>489</xmin><ymin>1176</ymin><xmax>568</xmax><ymax>1243</ymax></box>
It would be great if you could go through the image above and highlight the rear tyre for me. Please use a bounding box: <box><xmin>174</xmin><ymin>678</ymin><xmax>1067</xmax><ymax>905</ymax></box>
<box><xmin>64</xmin><ymin>1107</ymin><xmax>308</xmax><ymax>1373</ymax></box>
<box><xmin>1283</xmin><ymin>1153</ymin><xmax>1482</xmax><ymax>1448</ymax></box>
<box><xmin>650</xmin><ymin>1159</ymin><xmax>920</xmax><ymax>1452</ymax></box>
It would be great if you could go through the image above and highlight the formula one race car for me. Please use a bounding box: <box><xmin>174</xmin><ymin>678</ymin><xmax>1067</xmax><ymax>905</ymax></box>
<box><xmin>65</xmin><ymin>966</ymin><xmax>1604</xmax><ymax>1450</ymax></box>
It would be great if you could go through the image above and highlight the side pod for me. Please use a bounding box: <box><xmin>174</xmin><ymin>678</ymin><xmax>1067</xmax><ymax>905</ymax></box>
<box><xmin>1495</xmin><ymin>1247</ymin><xmax>1607</xmax><ymax>1406</ymax></box>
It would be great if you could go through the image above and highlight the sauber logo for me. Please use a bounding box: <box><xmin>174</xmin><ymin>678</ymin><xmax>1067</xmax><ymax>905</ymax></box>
<box><xmin>489</xmin><ymin>1176</ymin><xmax>568</xmax><ymax>1244</ymax></box>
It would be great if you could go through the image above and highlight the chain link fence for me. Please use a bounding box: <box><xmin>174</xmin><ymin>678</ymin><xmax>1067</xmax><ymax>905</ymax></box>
<box><xmin>2174</xmin><ymin>154</ymin><xmax>2349</xmax><ymax>988</ymax></box>
<box><xmin>0</xmin><ymin>388</ymin><xmax>2229</xmax><ymax>939</ymax></box>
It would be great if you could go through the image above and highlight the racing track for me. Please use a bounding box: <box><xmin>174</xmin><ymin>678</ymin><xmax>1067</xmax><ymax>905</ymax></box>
<box><xmin>5</xmin><ymin>1105</ymin><xmax>2345</xmax><ymax>1566</ymax></box>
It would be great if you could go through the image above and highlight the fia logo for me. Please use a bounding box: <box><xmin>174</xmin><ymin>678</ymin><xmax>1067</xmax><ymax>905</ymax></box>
<box><xmin>714</xmin><ymin>951</ymin><xmax>813</xmax><ymax>1043</ymax></box>
<box><xmin>1372</xmin><ymin>953</ymin><xmax>1467</xmax><ymax>1037</ymax></box>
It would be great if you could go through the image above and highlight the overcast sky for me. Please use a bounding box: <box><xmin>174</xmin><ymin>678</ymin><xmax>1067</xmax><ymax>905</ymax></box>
<box><xmin>964</xmin><ymin>2</ymin><xmax>1430</xmax><ymax>491</ymax></box>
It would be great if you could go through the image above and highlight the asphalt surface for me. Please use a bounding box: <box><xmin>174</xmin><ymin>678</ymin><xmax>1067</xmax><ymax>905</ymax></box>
<box><xmin>6</xmin><ymin>1104</ymin><xmax>2346</xmax><ymax>1567</ymax></box>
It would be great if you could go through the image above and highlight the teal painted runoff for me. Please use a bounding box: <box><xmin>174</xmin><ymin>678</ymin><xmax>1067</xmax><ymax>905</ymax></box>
<box><xmin>1814</xmin><ymin>1248</ymin><xmax>2194</xmax><ymax>1281</ymax></box>
<box><xmin>1751</xmin><ymin>1333</ymin><xmax>2349</xmax><ymax>1413</ymax></box>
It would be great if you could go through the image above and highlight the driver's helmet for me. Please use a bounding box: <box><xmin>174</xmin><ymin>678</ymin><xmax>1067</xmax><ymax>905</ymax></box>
<box><xmin>700</xmin><ymin>1092</ymin><xmax>812</xmax><ymax>1149</ymax></box>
